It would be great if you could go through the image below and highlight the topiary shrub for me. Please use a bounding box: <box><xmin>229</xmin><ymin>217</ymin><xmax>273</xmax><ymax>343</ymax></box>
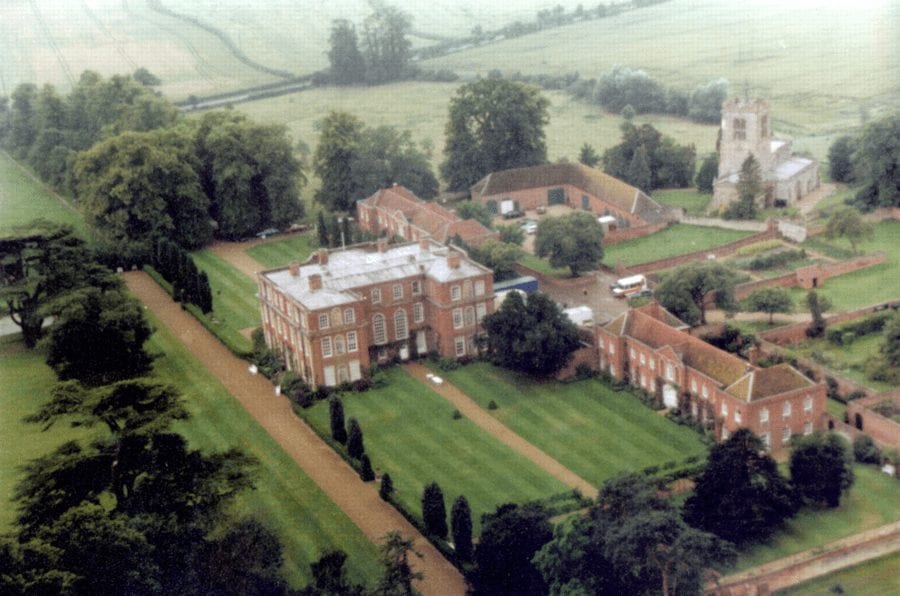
<box><xmin>852</xmin><ymin>435</ymin><xmax>882</xmax><ymax>464</ymax></box>
<box><xmin>487</xmin><ymin>400</ymin><xmax>498</xmax><ymax>410</ymax></box>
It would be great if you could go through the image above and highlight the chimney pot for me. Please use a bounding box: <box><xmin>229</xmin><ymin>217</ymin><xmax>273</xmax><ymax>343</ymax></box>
<box><xmin>419</xmin><ymin>237</ymin><xmax>430</xmax><ymax>251</ymax></box>
<box><xmin>377</xmin><ymin>238</ymin><xmax>388</xmax><ymax>252</ymax></box>
<box><xmin>447</xmin><ymin>251</ymin><xmax>461</xmax><ymax>269</ymax></box>
<box><xmin>288</xmin><ymin>262</ymin><xmax>300</xmax><ymax>277</ymax></box>
<box><xmin>309</xmin><ymin>274</ymin><xmax>322</xmax><ymax>290</ymax></box>
<box><xmin>317</xmin><ymin>248</ymin><xmax>329</xmax><ymax>265</ymax></box>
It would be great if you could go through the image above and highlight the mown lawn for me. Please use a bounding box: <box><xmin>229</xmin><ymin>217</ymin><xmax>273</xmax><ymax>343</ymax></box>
<box><xmin>190</xmin><ymin>249</ymin><xmax>260</xmax><ymax>353</ymax></box>
<box><xmin>431</xmin><ymin>362</ymin><xmax>708</xmax><ymax>487</ymax></box>
<box><xmin>246</xmin><ymin>234</ymin><xmax>317</xmax><ymax>269</ymax></box>
<box><xmin>301</xmin><ymin>367</ymin><xmax>568</xmax><ymax>533</ymax></box>
<box><xmin>0</xmin><ymin>335</ymin><xmax>95</xmax><ymax>531</ymax></box>
<box><xmin>777</xmin><ymin>551</ymin><xmax>900</xmax><ymax>595</ymax></box>
<box><xmin>785</xmin><ymin>332</ymin><xmax>893</xmax><ymax>393</ymax></box>
<box><xmin>146</xmin><ymin>315</ymin><xmax>381</xmax><ymax>588</ymax></box>
<box><xmin>604</xmin><ymin>224</ymin><xmax>754</xmax><ymax>268</ymax></box>
<box><xmin>794</xmin><ymin>221</ymin><xmax>900</xmax><ymax>311</ymax></box>
<box><xmin>733</xmin><ymin>465</ymin><xmax>900</xmax><ymax>571</ymax></box>
<box><xmin>652</xmin><ymin>189</ymin><xmax>711</xmax><ymax>216</ymax></box>
<box><xmin>518</xmin><ymin>253</ymin><xmax>572</xmax><ymax>278</ymax></box>
<box><xmin>0</xmin><ymin>151</ymin><xmax>87</xmax><ymax>236</ymax></box>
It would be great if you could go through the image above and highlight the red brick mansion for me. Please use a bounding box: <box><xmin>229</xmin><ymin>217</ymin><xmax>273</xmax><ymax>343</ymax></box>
<box><xmin>596</xmin><ymin>303</ymin><xmax>827</xmax><ymax>453</ymax></box>
<box><xmin>257</xmin><ymin>239</ymin><xmax>493</xmax><ymax>388</ymax></box>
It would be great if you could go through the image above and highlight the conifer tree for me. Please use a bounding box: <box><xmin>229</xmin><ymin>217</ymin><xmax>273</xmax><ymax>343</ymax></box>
<box><xmin>347</xmin><ymin>417</ymin><xmax>364</xmax><ymax>459</ymax></box>
<box><xmin>329</xmin><ymin>396</ymin><xmax>347</xmax><ymax>444</ymax></box>
<box><xmin>451</xmin><ymin>495</ymin><xmax>473</xmax><ymax>561</ymax></box>
<box><xmin>359</xmin><ymin>454</ymin><xmax>375</xmax><ymax>482</ymax></box>
<box><xmin>421</xmin><ymin>482</ymin><xmax>448</xmax><ymax>539</ymax></box>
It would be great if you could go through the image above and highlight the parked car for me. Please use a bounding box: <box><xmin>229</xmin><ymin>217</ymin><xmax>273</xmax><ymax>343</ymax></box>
<box><xmin>521</xmin><ymin>220</ymin><xmax>538</xmax><ymax>234</ymax></box>
<box><xmin>503</xmin><ymin>209</ymin><xmax>524</xmax><ymax>219</ymax></box>
<box><xmin>255</xmin><ymin>227</ymin><xmax>280</xmax><ymax>239</ymax></box>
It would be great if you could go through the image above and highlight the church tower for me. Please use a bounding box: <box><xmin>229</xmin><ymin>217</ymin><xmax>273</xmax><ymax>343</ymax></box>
<box><xmin>717</xmin><ymin>98</ymin><xmax>774</xmax><ymax>179</ymax></box>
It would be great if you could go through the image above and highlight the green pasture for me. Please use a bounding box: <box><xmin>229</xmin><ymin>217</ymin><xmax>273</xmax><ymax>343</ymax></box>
<box><xmin>246</xmin><ymin>234</ymin><xmax>317</xmax><ymax>269</ymax></box>
<box><xmin>423</xmin><ymin>0</ymin><xmax>898</xmax><ymax>155</ymax></box>
<box><xmin>652</xmin><ymin>189</ymin><xmax>711</xmax><ymax>216</ymax></box>
<box><xmin>794</xmin><ymin>221</ymin><xmax>900</xmax><ymax>311</ymax></box>
<box><xmin>431</xmin><ymin>362</ymin><xmax>708</xmax><ymax>487</ymax></box>
<box><xmin>778</xmin><ymin>551</ymin><xmax>900</xmax><ymax>595</ymax></box>
<box><xmin>785</xmin><ymin>333</ymin><xmax>893</xmax><ymax>393</ymax></box>
<box><xmin>0</xmin><ymin>335</ymin><xmax>95</xmax><ymax>531</ymax></box>
<box><xmin>733</xmin><ymin>465</ymin><xmax>900</xmax><ymax>571</ymax></box>
<box><xmin>146</xmin><ymin>315</ymin><xmax>381</xmax><ymax>587</ymax></box>
<box><xmin>190</xmin><ymin>249</ymin><xmax>260</xmax><ymax>353</ymax></box>
<box><xmin>604</xmin><ymin>224</ymin><xmax>753</xmax><ymax>268</ymax></box>
<box><xmin>0</xmin><ymin>151</ymin><xmax>86</xmax><ymax>236</ymax></box>
<box><xmin>301</xmin><ymin>367</ymin><xmax>568</xmax><ymax>533</ymax></box>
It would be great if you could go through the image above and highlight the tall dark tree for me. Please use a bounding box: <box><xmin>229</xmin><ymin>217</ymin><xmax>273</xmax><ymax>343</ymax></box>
<box><xmin>44</xmin><ymin>287</ymin><xmax>153</xmax><ymax>386</ymax></box>
<box><xmin>790</xmin><ymin>433</ymin><xmax>854</xmax><ymax>508</ymax></box>
<box><xmin>373</xmin><ymin>531</ymin><xmax>422</xmax><ymax>596</ymax></box>
<box><xmin>6</xmin><ymin>83</ymin><xmax>39</xmax><ymax>158</ymax></box>
<box><xmin>828</xmin><ymin>135</ymin><xmax>856</xmax><ymax>183</ymax></box>
<box><xmin>696</xmin><ymin>152</ymin><xmax>719</xmax><ymax>193</ymax></box>
<box><xmin>450</xmin><ymin>495</ymin><xmax>473</xmax><ymax>562</ymax></box>
<box><xmin>359</xmin><ymin>453</ymin><xmax>375</xmax><ymax>482</ymax></box>
<box><xmin>441</xmin><ymin>79</ymin><xmax>550</xmax><ymax>191</ymax></box>
<box><xmin>351</xmin><ymin>125</ymin><xmax>438</xmax><ymax>201</ymax></box>
<box><xmin>578</xmin><ymin>142</ymin><xmax>600</xmax><ymax>167</ymax></box>
<box><xmin>684</xmin><ymin>429</ymin><xmax>797</xmax><ymax>545</ymax></box>
<box><xmin>625</xmin><ymin>145</ymin><xmax>652</xmax><ymax>191</ymax></box>
<box><xmin>314</xmin><ymin>111</ymin><xmax>364</xmax><ymax>211</ymax></box>
<box><xmin>379</xmin><ymin>472</ymin><xmax>394</xmax><ymax>500</ymax></box>
<box><xmin>421</xmin><ymin>482</ymin><xmax>448</xmax><ymax>539</ymax></box>
<box><xmin>482</xmin><ymin>291</ymin><xmax>581</xmax><ymax>376</ymax></box>
<box><xmin>347</xmin><ymin>417</ymin><xmax>365</xmax><ymax>459</ymax></box>
<box><xmin>688</xmin><ymin>78</ymin><xmax>728</xmax><ymax>123</ymax></box>
<box><xmin>306</xmin><ymin>549</ymin><xmax>365</xmax><ymax>596</ymax></box>
<box><xmin>805</xmin><ymin>290</ymin><xmax>831</xmax><ymax>338</ymax></box>
<box><xmin>655</xmin><ymin>261</ymin><xmax>739</xmax><ymax>325</ymax></box>
<box><xmin>602</xmin><ymin>123</ymin><xmax>695</xmax><ymax>190</ymax></box>
<box><xmin>473</xmin><ymin>503</ymin><xmax>553</xmax><ymax>596</ymax></box>
<box><xmin>329</xmin><ymin>396</ymin><xmax>348</xmax><ymax>444</ymax></box>
<box><xmin>851</xmin><ymin>114</ymin><xmax>900</xmax><ymax>210</ymax></box>
<box><xmin>534</xmin><ymin>211</ymin><xmax>604</xmax><ymax>276</ymax></box>
<box><xmin>317</xmin><ymin>211</ymin><xmax>330</xmax><ymax>247</ymax></box>
<box><xmin>328</xmin><ymin>19</ymin><xmax>366</xmax><ymax>84</ymax></box>
<box><xmin>361</xmin><ymin>7</ymin><xmax>413</xmax><ymax>84</ymax></box>
<box><xmin>724</xmin><ymin>154</ymin><xmax>761</xmax><ymax>219</ymax></box>
<box><xmin>0</xmin><ymin>222</ymin><xmax>109</xmax><ymax>347</ymax></box>
<box><xmin>744</xmin><ymin>287</ymin><xmax>793</xmax><ymax>324</ymax></box>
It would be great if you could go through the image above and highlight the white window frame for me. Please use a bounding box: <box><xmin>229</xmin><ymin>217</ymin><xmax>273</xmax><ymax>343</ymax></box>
<box><xmin>413</xmin><ymin>302</ymin><xmax>424</xmax><ymax>323</ymax></box>
<box><xmin>476</xmin><ymin>302</ymin><xmax>486</xmax><ymax>322</ymax></box>
<box><xmin>392</xmin><ymin>284</ymin><xmax>403</xmax><ymax>301</ymax></box>
<box><xmin>721</xmin><ymin>402</ymin><xmax>728</xmax><ymax>417</ymax></box>
<box><xmin>782</xmin><ymin>427</ymin><xmax>792</xmax><ymax>445</ymax></box>
<box><xmin>318</xmin><ymin>313</ymin><xmax>330</xmax><ymax>330</ymax></box>
<box><xmin>803</xmin><ymin>421</ymin><xmax>813</xmax><ymax>435</ymax></box>
<box><xmin>454</xmin><ymin>336</ymin><xmax>466</xmax><ymax>357</ymax></box>
<box><xmin>609</xmin><ymin>343</ymin><xmax>615</xmax><ymax>355</ymax></box>
<box><xmin>735</xmin><ymin>409</ymin><xmax>742</xmax><ymax>424</ymax></box>
<box><xmin>372</xmin><ymin>314</ymin><xmax>386</xmax><ymax>345</ymax></box>
<box><xmin>372</xmin><ymin>288</ymin><xmax>381</xmax><ymax>304</ymax></box>
<box><xmin>640</xmin><ymin>353</ymin><xmax>646</xmax><ymax>365</ymax></box>
<box><xmin>451</xmin><ymin>285</ymin><xmax>461</xmax><ymax>301</ymax></box>
<box><xmin>474</xmin><ymin>280</ymin><xmax>485</xmax><ymax>296</ymax></box>
<box><xmin>665</xmin><ymin>363</ymin><xmax>674</xmax><ymax>382</ymax></box>
<box><xmin>452</xmin><ymin>308</ymin><xmax>463</xmax><ymax>329</ymax></box>
<box><xmin>804</xmin><ymin>396</ymin><xmax>813</xmax><ymax>412</ymax></box>
<box><xmin>347</xmin><ymin>331</ymin><xmax>358</xmax><ymax>352</ymax></box>
<box><xmin>334</xmin><ymin>335</ymin><xmax>345</xmax><ymax>355</ymax></box>
<box><xmin>691</xmin><ymin>379</ymin><xmax>697</xmax><ymax>393</ymax></box>
<box><xmin>394</xmin><ymin>309</ymin><xmax>408</xmax><ymax>340</ymax></box>
<box><xmin>783</xmin><ymin>401</ymin><xmax>792</xmax><ymax>418</ymax></box>
<box><xmin>762</xmin><ymin>432</ymin><xmax>771</xmax><ymax>449</ymax></box>
<box><xmin>412</xmin><ymin>280</ymin><xmax>422</xmax><ymax>295</ymax></box>
<box><xmin>464</xmin><ymin>306</ymin><xmax>475</xmax><ymax>327</ymax></box>
<box><xmin>760</xmin><ymin>408</ymin><xmax>769</xmax><ymax>423</ymax></box>
<box><xmin>702</xmin><ymin>385</ymin><xmax>709</xmax><ymax>399</ymax></box>
<box><xmin>321</xmin><ymin>337</ymin><xmax>333</xmax><ymax>358</ymax></box>
<box><xmin>343</xmin><ymin>308</ymin><xmax>355</xmax><ymax>324</ymax></box>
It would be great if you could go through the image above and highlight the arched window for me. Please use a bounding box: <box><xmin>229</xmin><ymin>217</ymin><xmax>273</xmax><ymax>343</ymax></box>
<box><xmin>372</xmin><ymin>314</ymin><xmax>386</xmax><ymax>345</ymax></box>
<box><xmin>394</xmin><ymin>309</ymin><xmax>408</xmax><ymax>340</ymax></box>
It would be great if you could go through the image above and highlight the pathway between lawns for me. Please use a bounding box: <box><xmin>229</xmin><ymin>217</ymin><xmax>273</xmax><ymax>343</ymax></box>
<box><xmin>124</xmin><ymin>272</ymin><xmax>466</xmax><ymax>596</ymax></box>
<box><xmin>708</xmin><ymin>520</ymin><xmax>900</xmax><ymax>594</ymax></box>
<box><xmin>404</xmin><ymin>363</ymin><xmax>599</xmax><ymax>499</ymax></box>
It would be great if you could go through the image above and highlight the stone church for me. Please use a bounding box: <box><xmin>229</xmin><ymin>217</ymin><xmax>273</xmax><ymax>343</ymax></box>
<box><xmin>712</xmin><ymin>98</ymin><xmax>819</xmax><ymax>211</ymax></box>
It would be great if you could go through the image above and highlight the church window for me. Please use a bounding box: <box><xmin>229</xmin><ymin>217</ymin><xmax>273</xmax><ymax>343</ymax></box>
<box><xmin>733</xmin><ymin>118</ymin><xmax>746</xmax><ymax>140</ymax></box>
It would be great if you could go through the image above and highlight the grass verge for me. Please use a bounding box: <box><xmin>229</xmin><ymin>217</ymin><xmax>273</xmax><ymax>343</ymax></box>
<box><xmin>0</xmin><ymin>151</ymin><xmax>87</xmax><ymax>236</ymax></box>
<box><xmin>246</xmin><ymin>234</ymin><xmax>317</xmax><ymax>269</ymax></box>
<box><xmin>777</xmin><ymin>550</ymin><xmax>900</xmax><ymax>595</ymax></box>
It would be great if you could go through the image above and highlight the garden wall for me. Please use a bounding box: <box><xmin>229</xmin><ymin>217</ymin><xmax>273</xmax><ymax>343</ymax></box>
<box><xmin>794</xmin><ymin>252</ymin><xmax>886</xmax><ymax>288</ymax></box>
<box><xmin>677</xmin><ymin>215</ymin><xmax>768</xmax><ymax>231</ymax></box>
<box><xmin>618</xmin><ymin>226</ymin><xmax>779</xmax><ymax>276</ymax></box>
<box><xmin>555</xmin><ymin>343</ymin><xmax>599</xmax><ymax>381</ymax></box>
<box><xmin>847</xmin><ymin>392</ymin><xmax>900</xmax><ymax>450</ymax></box>
<box><xmin>604</xmin><ymin>222</ymin><xmax>668</xmax><ymax>245</ymax></box>
<box><xmin>757</xmin><ymin>300</ymin><xmax>900</xmax><ymax>346</ymax></box>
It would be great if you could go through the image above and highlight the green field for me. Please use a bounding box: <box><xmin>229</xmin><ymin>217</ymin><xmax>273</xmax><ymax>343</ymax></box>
<box><xmin>518</xmin><ymin>253</ymin><xmax>572</xmax><ymax>278</ymax></box>
<box><xmin>145</xmin><ymin>315</ymin><xmax>382</xmax><ymax>587</ymax></box>
<box><xmin>734</xmin><ymin>465</ymin><xmax>900</xmax><ymax>571</ymax></box>
<box><xmin>604</xmin><ymin>224</ymin><xmax>754</xmax><ymax>268</ymax></box>
<box><xmin>777</xmin><ymin>551</ymin><xmax>900</xmax><ymax>595</ymax></box>
<box><xmin>794</xmin><ymin>221</ymin><xmax>900</xmax><ymax>311</ymax></box>
<box><xmin>0</xmin><ymin>151</ymin><xmax>87</xmax><ymax>236</ymax></box>
<box><xmin>431</xmin><ymin>362</ymin><xmax>708</xmax><ymax>487</ymax></box>
<box><xmin>301</xmin><ymin>367</ymin><xmax>568</xmax><ymax>532</ymax></box>
<box><xmin>423</xmin><ymin>0</ymin><xmax>898</xmax><ymax>157</ymax></box>
<box><xmin>652</xmin><ymin>189</ymin><xmax>712</xmax><ymax>216</ymax></box>
<box><xmin>785</xmin><ymin>332</ymin><xmax>893</xmax><ymax>393</ymax></box>
<box><xmin>191</xmin><ymin>249</ymin><xmax>260</xmax><ymax>353</ymax></box>
<box><xmin>246</xmin><ymin>234</ymin><xmax>318</xmax><ymax>269</ymax></box>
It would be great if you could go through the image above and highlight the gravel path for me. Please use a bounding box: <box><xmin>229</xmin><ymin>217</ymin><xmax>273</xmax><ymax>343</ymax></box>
<box><xmin>124</xmin><ymin>272</ymin><xmax>466</xmax><ymax>595</ymax></box>
<box><xmin>207</xmin><ymin>239</ymin><xmax>268</xmax><ymax>278</ymax></box>
<box><xmin>404</xmin><ymin>362</ymin><xmax>598</xmax><ymax>499</ymax></box>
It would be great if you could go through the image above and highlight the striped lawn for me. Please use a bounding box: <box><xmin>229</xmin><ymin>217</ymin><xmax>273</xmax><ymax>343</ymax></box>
<box><xmin>146</xmin><ymin>315</ymin><xmax>381</xmax><ymax>588</ymax></box>
<box><xmin>191</xmin><ymin>249</ymin><xmax>260</xmax><ymax>353</ymax></box>
<box><xmin>434</xmin><ymin>362</ymin><xmax>708</xmax><ymax>487</ymax></box>
<box><xmin>302</xmin><ymin>368</ymin><xmax>568</xmax><ymax>533</ymax></box>
<box><xmin>604</xmin><ymin>224</ymin><xmax>753</xmax><ymax>267</ymax></box>
<box><xmin>246</xmin><ymin>235</ymin><xmax>317</xmax><ymax>269</ymax></box>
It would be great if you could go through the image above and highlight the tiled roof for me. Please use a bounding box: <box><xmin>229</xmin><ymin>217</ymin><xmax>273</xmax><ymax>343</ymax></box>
<box><xmin>726</xmin><ymin>364</ymin><xmax>813</xmax><ymax>402</ymax></box>
<box><xmin>360</xmin><ymin>185</ymin><xmax>494</xmax><ymax>246</ymax></box>
<box><xmin>470</xmin><ymin>162</ymin><xmax>670</xmax><ymax>220</ymax></box>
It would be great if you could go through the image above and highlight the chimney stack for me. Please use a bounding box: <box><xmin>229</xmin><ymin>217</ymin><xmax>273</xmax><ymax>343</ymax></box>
<box><xmin>317</xmin><ymin>248</ymin><xmax>329</xmax><ymax>265</ymax></box>
<box><xmin>447</xmin><ymin>251</ymin><xmax>461</xmax><ymax>269</ymax></box>
<box><xmin>419</xmin><ymin>237</ymin><xmax>430</xmax><ymax>251</ymax></box>
<box><xmin>288</xmin><ymin>262</ymin><xmax>300</xmax><ymax>277</ymax></box>
<box><xmin>309</xmin><ymin>274</ymin><xmax>322</xmax><ymax>290</ymax></box>
<box><xmin>377</xmin><ymin>238</ymin><xmax>388</xmax><ymax>253</ymax></box>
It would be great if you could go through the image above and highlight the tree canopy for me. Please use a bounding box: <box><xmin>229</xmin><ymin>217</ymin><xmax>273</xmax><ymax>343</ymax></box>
<box><xmin>655</xmin><ymin>261</ymin><xmax>739</xmax><ymax>325</ymax></box>
<box><xmin>482</xmin><ymin>291</ymin><xmax>582</xmax><ymax>376</ymax></box>
<box><xmin>473</xmin><ymin>503</ymin><xmax>552</xmax><ymax>596</ymax></box>
<box><xmin>534</xmin><ymin>212</ymin><xmax>604</xmax><ymax>276</ymax></box>
<box><xmin>602</xmin><ymin>123</ymin><xmax>696</xmax><ymax>190</ymax></box>
<box><xmin>467</xmin><ymin>239</ymin><xmax>523</xmax><ymax>282</ymax></box>
<box><xmin>850</xmin><ymin>114</ymin><xmax>900</xmax><ymax>211</ymax></box>
<box><xmin>441</xmin><ymin>79</ymin><xmax>550</xmax><ymax>191</ymax></box>
<box><xmin>789</xmin><ymin>432</ymin><xmax>854</xmax><ymax>508</ymax></box>
<box><xmin>327</xmin><ymin>19</ymin><xmax>366</xmax><ymax>85</ymax></box>
<box><xmin>743</xmin><ymin>287</ymin><xmax>793</xmax><ymax>324</ymax></box>
<box><xmin>695</xmin><ymin>153</ymin><xmax>718</xmax><ymax>194</ymax></box>
<box><xmin>824</xmin><ymin>206</ymin><xmax>874</xmax><ymax>254</ymax></box>
<box><xmin>684</xmin><ymin>429</ymin><xmax>797</xmax><ymax>545</ymax></box>
<box><xmin>827</xmin><ymin>135</ymin><xmax>855</xmax><ymax>183</ymax></box>
<box><xmin>723</xmin><ymin>154</ymin><xmax>761</xmax><ymax>220</ymax></box>
<box><xmin>361</xmin><ymin>7</ymin><xmax>413</xmax><ymax>84</ymax></box>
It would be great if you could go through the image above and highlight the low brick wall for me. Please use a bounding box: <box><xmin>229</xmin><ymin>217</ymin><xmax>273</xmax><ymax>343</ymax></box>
<box><xmin>795</xmin><ymin>252</ymin><xmax>886</xmax><ymax>289</ymax></box>
<box><xmin>678</xmin><ymin>215</ymin><xmax>768</xmax><ymax>231</ymax></box>
<box><xmin>733</xmin><ymin>273</ymin><xmax>798</xmax><ymax>302</ymax></box>
<box><xmin>619</xmin><ymin>228</ymin><xmax>779</xmax><ymax>276</ymax></box>
<box><xmin>604</xmin><ymin>222</ymin><xmax>668</xmax><ymax>245</ymax></box>
<box><xmin>847</xmin><ymin>393</ymin><xmax>900</xmax><ymax>450</ymax></box>
<box><xmin>512</xmin><ymin>263</ymin><xmax>595</xmax><ymax>289</ymax></box>
<box><xmin>758</xmin><ymin>301</ymin><xmax>900</xmax><ymax>346</ymax></box>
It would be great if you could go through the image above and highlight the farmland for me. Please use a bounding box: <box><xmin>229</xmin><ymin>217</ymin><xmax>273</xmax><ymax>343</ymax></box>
<box><xmin>301</xmin><ymin>367</ymin><xmax>569</xmax><ymax>533</ymax></box>
<box><xmin>431</xmin><ymin>362</ymin><xmax>708</xmax><ymax>487</ymax></box>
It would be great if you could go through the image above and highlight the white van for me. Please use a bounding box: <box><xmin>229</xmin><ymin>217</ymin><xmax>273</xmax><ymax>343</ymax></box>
<box><xmin>610</xmin><ymin>274</ymin><xmax>647</xmax><ymax>298</ymax></box>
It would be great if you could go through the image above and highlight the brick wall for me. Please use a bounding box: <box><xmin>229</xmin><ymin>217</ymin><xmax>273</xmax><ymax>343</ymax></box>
<box><xmin>604</xmin><ymin>222</ymin><xmax>668</xmax><ymax>245</ymax></box>
<box><xmin>757</xmin><ymin>301</ymin><xmax>900</xmax><ymax>346</ymax></box>
<box><xmin>755</xmin><ymin>339</ymin><xmax>869</xmax><ymax>399</ymax></box>
<box><xmin>794</xmin><ymin>252</ymin><xmax>886</xmax><ymax>288</ymax></box>
<box><xmin>555</xmin><ymin>343</ymin><xmax>599</xmax><ymax>381</ymax></box>
<box><xmin>732</xmin><ymin>273</ymin><xmax>798</xmax><ymax>302</ymax></box>
<box><xmin>619</xmin><ymin>228</ymin><xmax>779</xmax><ymax>276</ymax></box>
<box><xmin>678</xmin><ymin>215</ymin><xmax>768</xmax><ymax>232</ymax></box>
<box><xmin>847</xmin><ymin>393</ymin><xmax>900</xmax><ymax>450</ymax></box>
